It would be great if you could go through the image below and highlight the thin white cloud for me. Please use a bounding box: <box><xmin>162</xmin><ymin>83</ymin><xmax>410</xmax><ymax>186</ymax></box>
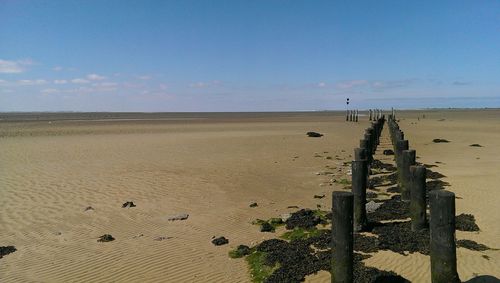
<box><xmin>317</xmin><ymin>82</ymin><xmax>326</xmax><ymax>88</ymax></box>
<box><xmin>86</xmin><ymin>73</ymin><xmax>106</xmax><ymax>81</ymax></box>
<box><xmin>0</xmin><ymin>59</ymin><xmax>33</xmax><ymax>73</ymax></box>
<box><xmin>71</xmin><ymin>78</ymin><xmax>90</xmax><ymax>84</ymax></box>
<box><xmin>189</xmin><ymin>80</ymin><xmax>222</xmax><ymax>88</ymax></box>
<box><xmin>41</xmin><ymin>88</ymin><xmax>59</xmax><ymax>94</ymax></box>
<box><xmin>336</xmin><ymin>80</ymin><xmax>368</xmax><ymax>89</ymax></box>
<box><xmin>137</xmin><ymin>75</ymin><xmax>151</xmax><ymax>80</ymax></box>
<box><xmin>92</xmin><ymin>82</ymin><xmax>118</xmax><ymax>87</ymax></box>
<box><xmin>54</xmin><ymin>79</ymin><xmax>67</xmax><ymax>84</ymax></box>
<box><xmin>52</xmin><ymin>66</ymin><xmax>63</xmax><ymax>71</ymax></box>
<box><xmin>16</xmin><ymin>79</ymin><xmax>47</xmax><ymax>85</ymax></box>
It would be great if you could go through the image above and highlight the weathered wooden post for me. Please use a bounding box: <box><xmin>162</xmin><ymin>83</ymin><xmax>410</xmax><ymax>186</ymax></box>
<box><xmin>355</xmin><ymin>110</ymin><xmax>358</xmax><ymax>122</ymax></box>
<box><xmin>332</xmin><ymin>191</ymin><xmax>354</xmax><ymax>283</ymax></box>
<box><xmin>352</xmin><ymin>149</ymin><xmax>368</xmax><ymax>232</ymax></box>
<box><xmin>410</xmin><ymin>165</ymin><xmax>427</xmax><ymax>231</ymax></box>
<box><xmin>369</xmin><ymin>109</ymin><xmax>372</xmax><ymax>121</ymax></box>
<box><xmin>401</xmin><ymin>149</ymin><xmax>416</xmax><ymax>201</ymax></box>
<box><xmin>346</xmin><ymin>110</ymin><xmax>349</xmax><ymax>121</ymax></box>
<box><xmin>360</xmin><ymin>139</ymin><xmax>372</xmax><ymax>165</ymax></box>
<box><xmin>395</xmin><ymin>139</ymin><xmax>408</xmax><ymax>167</ymax></box>
<box><xmin>429</xmin><ymin>190</ymin><xmax>460</xmax><ymax>283</ymax></box>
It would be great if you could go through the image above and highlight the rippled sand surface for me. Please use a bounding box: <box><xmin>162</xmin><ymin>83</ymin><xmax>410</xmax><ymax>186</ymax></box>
<box><xmin>1</xmin><ymin>110</ymin><xmax>499</xmax><ymax>282</ymax></box>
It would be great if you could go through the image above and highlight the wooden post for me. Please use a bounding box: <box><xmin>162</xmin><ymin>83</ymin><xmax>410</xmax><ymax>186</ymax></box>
<box><xmin>346</xmin><ymin>110</ymin><xmax>349</xmax><ymax>121</ymax></box>
<box><xmin>410</xmin><ymin>165</ymin><xmax>427</xmax><ymax>231</ymax></box>
<box><xmin>395</xmin><ymin>139</ymin><xmax>408</xmax><ymax>169</ymax></box>
<box><xmin>401</xmin><ymin>149</ymin><xmax>416</xmax><ymax>201</ymax></box>
<box><xmin>352</xmin><ymin>152</ymin><xmax>368</xmax><ymax>232</ymax></box>
<box><xmin>332</xmin><ymin>191</ymin><xmax>354</xmax><ymax>283</ymax></box>
<box><xmin>429</xmin><ymin>190</ymin><xmax>460</xmax><ymax>283</ymax></box>
<box><xmin>369</xmin><ymin>109</ymin><xmax>372</xmax><ymax>121</ymax></box>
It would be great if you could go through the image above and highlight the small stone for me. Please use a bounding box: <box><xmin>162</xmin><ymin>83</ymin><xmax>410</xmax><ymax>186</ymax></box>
<box><xmin>98</xmin><ymin>234</ymin><xmax>115</xmax><ymax>242</ymax></box>
<box><xmin>469</xmin><ymin>144</ymin><xmax>483</xmax><ymax>147</ymax></box>
<box><xmin>0</xmin><ymin>246</ymin><xmax>16</xmax><ymax>259</ymax></box>
<box><xmin>122</xmin><ymin>201</ymin><xmax>136</xmax><ymax>208</ymax></box>
<box><xmin>313</xmin><ymin>194</ymin><xmax>325</xmax><ymax>199</ymax></box>
<box><xmin>168</xmin><ymin>213</ymin><xmax>189</xmax><ymax>221</ymax></box>
<box><xmin>366</xmin><ymin>201</ymin><xmax>383</xmax><ymax>213</ymax></box>
<box><xmin>84</xmin><ymin>206</ymin><xmax>94</xmax><ymax>211</ymax></box>
<box><xmin>154</xmin><ymin>236</ymin><xmax>172</xmax><ymax>241</ymax></box>
<box><xmin>433</xmin><ymin>138</ymin><xmax>450</xmax><ymax>143</ymax></box>
<box><xmin>306</xmin><ymin>132</ymin><xmax>323</xmax><ymax>137</ymax></box>
<box><xmin>280</xmin><ymin>213</ymin><xmax>292</xmax><ymax>222</ymax></box>
<box><xmin>249</xmin><ymin>202</ymin><xmax>258</xmax><ymax>208</ymax></box>
<box><xmin>212</xmin><ymin>236</ymin><xmax>229</xmax><ymax>246</ymax></box>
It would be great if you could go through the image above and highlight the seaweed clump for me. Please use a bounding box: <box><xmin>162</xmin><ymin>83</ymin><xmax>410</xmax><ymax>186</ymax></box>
<box><xmin>368</xmin><ymin>195</ymin><xmax>410</xmax><ymax>222</ymax></box>
<box><xmin>456</xmin><ymin>214</ymin><xmax>480</xmax><ymax>231</ymax></box>
<box><xmin>285</xmin><ymin>209</ymin><xmax>323</xmax><ymax>230</ymax></box>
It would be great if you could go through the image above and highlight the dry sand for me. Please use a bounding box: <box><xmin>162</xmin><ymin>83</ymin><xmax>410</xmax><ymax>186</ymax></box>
<box><xmin>0</xmin><ymin>110</ymin><xmax>499</xmax><ymax>282</ymax></box>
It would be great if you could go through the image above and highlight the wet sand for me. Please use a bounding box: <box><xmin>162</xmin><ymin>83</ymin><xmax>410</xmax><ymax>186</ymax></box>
<box><xmin>0</xmin><ymin>110</ymin><xmax>499</xmax><ymax>282</ymax></box>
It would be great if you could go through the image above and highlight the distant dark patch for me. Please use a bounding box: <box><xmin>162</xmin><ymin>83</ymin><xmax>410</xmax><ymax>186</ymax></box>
<box><xmin>249</xmin><ymin>202</ymin><xmax>258</xmax><ymax>208</ymax></box>
<box><xmin>370</xmin><ymin>172</ymin><xmax>398</xmax><ymax>187</ymax></box>
<box><xmin>287</xmin><ymin>205</ymin><xmax>299</xmax><ymax>209</ymax></box>
<box><xmin>212</xmin><ymin>236</ymin><xmax>229</xmax><ymax>246</ymax></box>
<box><xmin>0</xmin><ymin>246</ymin><xmax>16</xmax><ymax>259</ymax></box>
<box><xmin>427</xmin><ymin>170</ymin><xmax>446</xmax><ymax>179</ymax></box>
<box><xmin>433</xmin><ymin>139</ymin><xmax>450</xmax><ymax>143</ymax></box>
<box><xmin>368</xmin><ymin>195</ymin><xmax>410</xmax><ymax>222</ymax></box>
<box><xmin>457</xmin><ymin>240</ymin><xmax>490</xmax><ymax>251</ymax></box>
<box><xmin>371</xmin><ymin>160</ymin><xmax>397</xmax><ymax>172</ymax></box>
<box><xmin>423</xmin><ymin>164</ymin><xmax>438</xmax><ymax>168</ymax></box>
<box><xmin>426</xmin><ymin>180</ymin><xmax>450</xmax><ymax>192</ymax></box>
<box><xmin>314</xmin><ymin>194</ymin><xmax>325</xmax><ymax>199</ymax></box>
<box><xmin>469</xmin><ymin>144</ymin><xmax>483</xmax><ymax>147</ymax></box>
<box><xmin>383</xmin><ymin>149</ymin><xmax>394</xmax><ymax>155</ymax></box>
<box><xmin>307</xmin><ymin>132</ymin><xmax>323</xmax><ymax>137</ymax></box>
<box><xmin>456</xmin><ymin>214</ymin><xmax>480</xmax><ymax>232</ymax></box>
<box><xmin>260</xmin><ymin>222</ymin><xmax>275</xmax><ymax>232</ymax></box>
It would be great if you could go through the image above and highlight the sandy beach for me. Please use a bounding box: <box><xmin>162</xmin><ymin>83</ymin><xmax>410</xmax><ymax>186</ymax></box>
<box><xmin>0</xmin><ymin>110</ymin><xmax>499</xmax><ymax>282</ymax></box>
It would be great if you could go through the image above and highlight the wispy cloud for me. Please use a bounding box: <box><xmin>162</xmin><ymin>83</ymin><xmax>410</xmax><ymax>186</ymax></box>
<box><xmin>137</xmin><ymin>75</ymin><xmax>151</xmax><ymax>80</ymax></box>
<box><xmin>17</xmin><ymin>79</ymin><xmax>47</xmax><ymax>85</ymax></box>
<box><xmin>317</xmin><ymin>82</ymin><xmax>327</xmax><ymax>88</ymax></box>
<box><xmin>0</xmin><ymin>59</ymin><xmax>34</xmax><ymax>73</ymax></box>
<box><xmin>71</xmin><ymin>78</ymin><xmax>90</xmax><ymax>84</ymax></box>
<box><xmin>86</xmin><ymin>73</ymin><xmax>106</xmax><ymax>81</ymax></box>
<box><xmin>189</xmin><ymin>80</ymin><xmax>222</xmax><ymax>88</ymax></box>
<box><xmin>54</xmin><ymin>79</ymin><xmax>67</xmax><ymax>84</ymax></box>
<box><xmin>52</xmin><ymin>66</ymin><xmax>63</xmax><ymax>71</ymax></box>
<box><xmin>336</xmin><ymin>80</ymin><xmax>368</xmax><ymax>90</ymax></box>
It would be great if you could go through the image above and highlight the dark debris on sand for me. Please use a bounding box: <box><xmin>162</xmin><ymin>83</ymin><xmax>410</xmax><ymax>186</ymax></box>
<box><xmin>426</xmin><ymin>170</ymin><xmax>446</xmax><ymax>180</ymax></box>
<box><xmin>285</xmin><ymin>209</ymin><xmax>323</xmax><ymax>230</ymax></box>
<box><xmin>369</xmin><ymin>172</ymin><xmax>398</xmax><ymax>187</ymax></box>
<box><xmin>122</xmin><ymin>201</ymin><xmax>136</xmax><ymax>208</ymax></box>
<box><xmin>98</xmin><ymin>234</ymin><xmax>115</xmax><ymax>242</ymax></box>
<box><xmin>371</xmin><ymin>160</ymin><xmax>397</xmax><ymax>172</ymax></box>
<box><xmin>426</xmin><ymin>180</ymin><xmax>450</xmax><ymax>192</ymax></box>
<box><xmin>212</xmin><ymin>236</ymin><xmax>229</xmax><ymax>246</ymax></box>
<box><xmin>0</xmin><ymin>246</ymin><xmax>17</xmax><ymax>259</ymax></box>
<box><xmin>457</xmin><ymin>240</ymin><xmax>490</xmax><ymax>251</ymax></box>
<box><xmin>456</xmin><ymin>214</ymin><xmax>480</xmax><ymax>231</ymax></box>
<box><xmin>469</xmin><ymin>144</ymin><xmax>483</xmax><ymax>147</ymax></box>
<box><xmin>383</xmin><ymin>149</ymin><xmax>394</xmax><ymax>155</ymax></box>
<box><xmin>306</xmin><ymin>132</ymin><xmax>323</xmax><ymax>138</ymax></box>
<box><xmin>433</xmin><ymin>138</ymin><xmax>450</xmax><ymax>143</ymax></box>
<box><xmin>368</xmin><ymin>195</ymin><xmax>410</xmax><ymax>222</ymax></box>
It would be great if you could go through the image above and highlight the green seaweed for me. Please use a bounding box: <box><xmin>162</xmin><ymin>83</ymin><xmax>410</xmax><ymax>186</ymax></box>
<box><xmin>339</xmin><ymin>178</ymin><xmax>351</xmax><ymax>185</ymax></box>
<box><xmin>246</xmin><ymin>251</ymin><xmax>280</xmax><ymax>283</ymax></box>
<box><xmin>280</xmin><ymin>227</ymin><xmax>324</xmax><ymax>241</ymax></box>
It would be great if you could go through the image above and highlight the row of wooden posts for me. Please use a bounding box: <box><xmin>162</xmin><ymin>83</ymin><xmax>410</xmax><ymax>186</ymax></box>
<box><xmin>345</xmin><ymin>109</ymin><xmax>385</xmax><ymax>122</ymax></box>
<box><xmin>331</xmin><ymin>113</ymin><xmax>460</xmax><ymax>283</ymax></box>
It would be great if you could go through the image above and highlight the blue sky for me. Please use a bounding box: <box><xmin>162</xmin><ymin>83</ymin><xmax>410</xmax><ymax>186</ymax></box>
<box><xmin>1</xmin><ymin>0</ymin><xmax>499</xmax><ymax>111</ymax></box>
